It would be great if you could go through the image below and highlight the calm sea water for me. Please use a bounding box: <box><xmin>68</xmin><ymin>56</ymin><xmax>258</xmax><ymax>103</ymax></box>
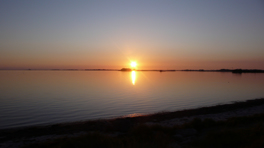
<box><xmin>0</xmin><ymin>70</ymin><xmax>264</xmax><ymax>129</ymax></box>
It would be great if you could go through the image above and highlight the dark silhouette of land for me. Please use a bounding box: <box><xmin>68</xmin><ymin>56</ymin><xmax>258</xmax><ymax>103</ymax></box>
<box><xmin>181</xmin><ymin>69</ymin><xmax>264</xmax><ymax>73</ymax></box>
<box><xmin>2</xmin><ymin>68</ymin><xmax>263</xmax><ymax>74</ymax></box>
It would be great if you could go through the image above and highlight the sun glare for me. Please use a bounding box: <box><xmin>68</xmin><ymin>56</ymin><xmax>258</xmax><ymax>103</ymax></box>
<box><xmin>131</xmin><ymin>71</ymin><xmax>136</xmax><ymax>85</ymax></box>
<box><xmin>131</xmin><ymin>62</ymin><xmax>137</xmax><ymax>68</ymax></box>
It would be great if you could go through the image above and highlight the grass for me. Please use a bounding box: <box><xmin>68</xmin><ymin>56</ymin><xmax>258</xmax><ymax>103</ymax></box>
<box><xmin>23</xmin><ymin>114</ymin><xmax>264</xmax><ymax>148</ymax></box>
<box><xmin>191</xmin><ymin>125</ymin><xmax>264</xmax><ymax>148</ymax></box>
<box><xmin>25</xmin><ymin>125</ymin><xmax>176</xmax><ymax>148</ymax></box>
<box><xmin>187</xmin><ymin>114</ymin><xmax>264</xmax><ymax>148</ymax></box>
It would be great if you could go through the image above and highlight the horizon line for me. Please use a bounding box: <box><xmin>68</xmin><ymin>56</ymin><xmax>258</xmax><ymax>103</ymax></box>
<box><xmin>1</xmin><ymin>68</ymin><xmax>264</xmax><ymax>71</ymax></box>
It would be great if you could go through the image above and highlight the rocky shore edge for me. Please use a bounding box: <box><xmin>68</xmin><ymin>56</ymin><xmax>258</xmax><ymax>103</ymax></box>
<box><xmin>1</xmin><ymin>98</ymin><xmax>264</xmax><ymax>148</ymax></box>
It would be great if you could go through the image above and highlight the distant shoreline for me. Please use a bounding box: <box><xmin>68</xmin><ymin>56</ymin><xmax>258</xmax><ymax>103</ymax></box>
<box><xmin>0</xmin><ymin>68</ymin><xmax>264</xmax><ymax>73</ymax></box>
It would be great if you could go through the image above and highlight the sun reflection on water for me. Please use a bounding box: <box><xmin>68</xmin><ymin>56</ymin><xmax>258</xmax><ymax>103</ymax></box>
<box><xmin>131</xmin><ymin>71</ymin><xmax>136</xmax><ymax>85</ymax></box>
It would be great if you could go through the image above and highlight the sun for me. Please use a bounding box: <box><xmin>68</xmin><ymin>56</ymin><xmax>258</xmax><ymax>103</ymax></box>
<box><xmin>131</xmin><ymin>62</ymin><xmax>137</xmax><ymax>68</ymax></box>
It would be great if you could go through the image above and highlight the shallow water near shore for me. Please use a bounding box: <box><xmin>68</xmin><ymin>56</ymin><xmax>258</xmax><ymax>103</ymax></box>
<box><xmin>0</xmin><ymin>70</ymin><xmax>264</xmax><ymax>129</ymax></box>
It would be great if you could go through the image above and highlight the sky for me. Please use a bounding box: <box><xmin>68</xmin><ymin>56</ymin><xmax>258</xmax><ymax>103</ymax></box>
<box><xmin>0</xmin><ymin>0</ymin><xmax>264</xmax><ymax>70</ymax></box>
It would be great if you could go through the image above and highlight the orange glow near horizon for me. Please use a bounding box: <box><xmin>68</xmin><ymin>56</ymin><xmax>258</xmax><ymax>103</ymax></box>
<box><xmin>1</xmin><ymin>57</ymin><xmax>264</xmax><ymax>70</ymax></box>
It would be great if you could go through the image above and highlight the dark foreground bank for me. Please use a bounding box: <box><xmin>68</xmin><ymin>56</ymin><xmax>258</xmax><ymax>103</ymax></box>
<box><xmin>1</xmin><ymin>98</ymin><xmax>264</xmax><ymax>148</ymax></box>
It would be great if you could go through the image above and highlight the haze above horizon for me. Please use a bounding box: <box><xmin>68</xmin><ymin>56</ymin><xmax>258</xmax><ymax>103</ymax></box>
<box><xmin>1</xmin><ymin>0</ymin><xmax>264</xmax><ymax>70</ymax></box>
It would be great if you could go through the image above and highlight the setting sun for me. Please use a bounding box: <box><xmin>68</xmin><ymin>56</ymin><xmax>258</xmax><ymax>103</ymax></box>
<box><xmin>131</xmin><ymin>62</ymin><xmax>137</xmax><ymax>68</ymax></box>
